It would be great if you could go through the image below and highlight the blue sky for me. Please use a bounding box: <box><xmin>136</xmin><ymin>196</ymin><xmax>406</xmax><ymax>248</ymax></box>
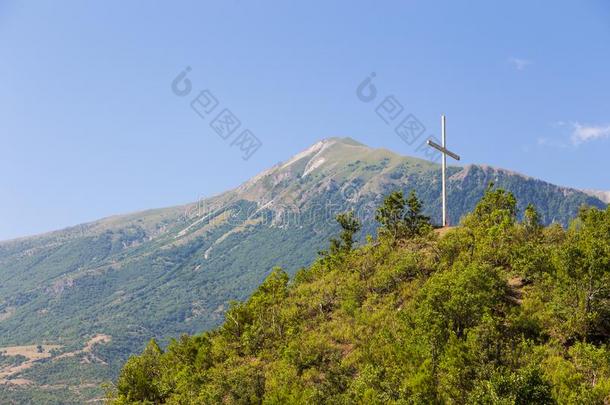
<box><xmin>1</xmin><ymin>0</ymin><xmax>609</xmax><ymax>240</ymax></box>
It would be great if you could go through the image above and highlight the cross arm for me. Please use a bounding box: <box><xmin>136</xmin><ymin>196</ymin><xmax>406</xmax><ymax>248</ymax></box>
<box><xmin>427</xmin><ymin>140</ymin><xmax>461</xmax><ymax>161</ymax></box>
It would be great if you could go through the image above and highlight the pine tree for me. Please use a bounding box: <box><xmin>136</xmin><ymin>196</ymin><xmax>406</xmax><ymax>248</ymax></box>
<box><xmin>405</xmin><ymin>190</ymin><xmax>431</xmax><ymax>237</ymax></box>
<box><xmin>319</xmin><ymin>211</ymin><xmax>362</xmax><ymax>263</ymax></box>
<box><xmin>376</xmin><ymin>190</ymin><xmax>430</xmax><ymax>241</ymax></box>
<box><xmin>375</xmin><ymin>190</ymin><xmax>407</xmax><ymax>241</ymax></box>
<box><xmin>335</xmin><ymin>211</ymin><xmax>361</xmax><ymax>253</ymax></box>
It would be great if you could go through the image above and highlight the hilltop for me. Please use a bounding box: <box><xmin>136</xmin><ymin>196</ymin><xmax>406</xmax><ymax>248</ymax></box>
<box><xmin>109</xmin><ymin>188</ymin><xmax>610</xmax><ymax>403</ymax></box>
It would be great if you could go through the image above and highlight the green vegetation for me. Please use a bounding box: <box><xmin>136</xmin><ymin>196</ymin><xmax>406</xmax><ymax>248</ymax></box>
<box><xmin>0</xmin><ymin>138</ymin><xmax>606</xmax><ymax>402</ymax></box>
<box><xmin>109</xmin><ymin>188</ymin><xmax>610</xmax><ymax>404</ymax></box>
<box><xmin>375</xmin><ymin>190</ymin><xmax>431</xmax><ymax>241</ymax></box>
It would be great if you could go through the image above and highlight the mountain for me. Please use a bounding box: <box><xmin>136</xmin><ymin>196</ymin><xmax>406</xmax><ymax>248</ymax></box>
<box><xmin>0</xmin><ymin>137</ymin><xmax>605</xmax><ymax>402</ymax></box>
<box><xmin>584</xmin><ymin>189</ymin><xmax>610</xmax><ymax>204</ymax></box>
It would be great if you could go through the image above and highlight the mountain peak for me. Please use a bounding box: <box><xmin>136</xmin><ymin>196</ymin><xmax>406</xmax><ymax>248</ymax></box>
<box><xmin>232</xmin><ymin>136</ymin><xmax>430</xmax><ymax>208</ymax></box>
<box><xmin>322</xmin><ymin>136</ymin><xmax>366</xmax><ymax>147</ymax></box>
<box><xmin>276</xmin><ymin>137</ymin><xmax>371</xmax><ymax>175</ymax></box>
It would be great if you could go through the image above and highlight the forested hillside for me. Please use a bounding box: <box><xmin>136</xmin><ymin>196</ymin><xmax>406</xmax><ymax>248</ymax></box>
<box><xmin>109</xmin><ymin>187</ymin><xmax>610</xmax><ymax>404</ymax></box>
<box><xmin>0</xmin><ymin>139</ymin><xmax>605</xmax><ymax>402</ymax></box>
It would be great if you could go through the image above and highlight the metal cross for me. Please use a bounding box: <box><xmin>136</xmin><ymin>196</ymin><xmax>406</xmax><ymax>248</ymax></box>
<box><xmin>427</xmin><ymin>115</ymin><xmax>461</xmax><ymax>227</ymax></box>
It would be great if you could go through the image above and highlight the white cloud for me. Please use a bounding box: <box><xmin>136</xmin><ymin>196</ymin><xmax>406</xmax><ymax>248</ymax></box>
<box><xmin>508</xmin><ymin>57</ymin><xmax>532</xmax><ymax>71</ymax></box>
<box><xmin>570</xmin><ymin>123</ymin><xmax>610</xmax><ymax>145</ymax></box>
<box><xmin>537</xmin><ymin>122</ymin><xmax>610</xmax><ymax>148</ymax></box>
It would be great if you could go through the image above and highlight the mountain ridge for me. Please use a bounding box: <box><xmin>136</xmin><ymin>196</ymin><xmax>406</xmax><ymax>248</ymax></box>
<box><xmin>583</xmin><ymin>189</ymin><xmax>610</xmax><ymax>204</ymax></box>
<box><xmin>1</xmin><ymin>136</ymin><xmax>604</xmax><ymax>245</ymax></box>
<box><xmin>0</xmin><ymin>137</ymin><xmax>606</xmax><ymax>402</ymax></box>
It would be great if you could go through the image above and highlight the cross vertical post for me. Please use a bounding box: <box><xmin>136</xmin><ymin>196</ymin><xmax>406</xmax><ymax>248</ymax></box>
<box><xmin>441</xmin><ymin>115</ymin><xmax>447</xmax><ymax>227</ymax></box>
<box><xmin>426</xmin><ymin>115</ymin><xmax>461</xmax><ymax>228</ymax></box>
